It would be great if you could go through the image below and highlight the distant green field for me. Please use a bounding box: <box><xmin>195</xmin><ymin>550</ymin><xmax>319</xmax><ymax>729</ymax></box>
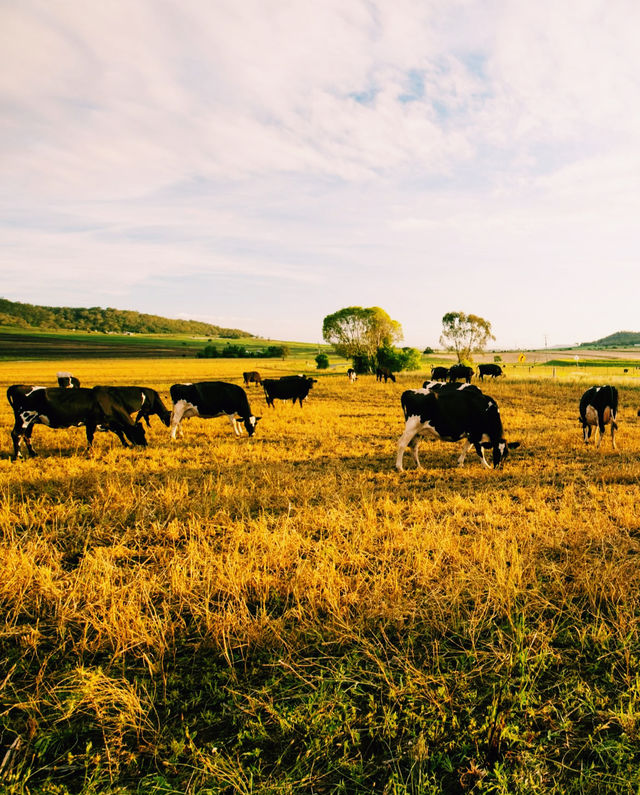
<box><xmin>0</xmin><ymin>326</ymin><xmax>331</xmax><ymax>361</ymax></box>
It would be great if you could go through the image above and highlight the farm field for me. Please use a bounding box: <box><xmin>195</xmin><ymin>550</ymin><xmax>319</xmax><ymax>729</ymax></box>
<box><xmin>0</xmin><ymin>327</ymin><xmax>331</xmax><ymax>362</ymax></box>
<box><xmin>2</xmin><ymin>359</ymin><xmax>640</xmax><ymax>793</ymax></box>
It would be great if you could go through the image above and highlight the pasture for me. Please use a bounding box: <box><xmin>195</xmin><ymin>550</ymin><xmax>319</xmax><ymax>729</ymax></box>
<box><xmin>2</xmin><ymin>359</ymin><xmax>640</xmax><ymax>793</ymax></box>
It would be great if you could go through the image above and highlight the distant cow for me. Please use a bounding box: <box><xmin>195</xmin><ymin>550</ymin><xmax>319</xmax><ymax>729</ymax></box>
<box><xmin>243</xmin><ymin>371</ymin><xmax>262</xmax><ymax>387</ymax></box>
<box><xmin>448</xmin><ymin>364</ymin><xmax>474</xmax><ymax>383</ymax></box>
<box><xmin>477</xmin><ymin>364</ymin><xmax>504</xmax><ymax>381</ymax></box>
<box><xmin>56</xmin><ymin>371</ymin><xmax>80</xmax><ymax>388</ymax></box>
<box><xmin>376</xmin><ymin>367</ymin><xmax>396</xmax><ymax>383</ymax></box>
<box><xmin>430</xmin><ymin>366</ymin><xmax>449</xmax><ymax>381</ymax></box>
<box><xmin>396</xmin><ymin>384</ymin><xmax>519</xmax><ymax>471</ymax></box>
<box><xmin>7</xmin><ymin>385</ymin><xmax>147</xmax><ymax>460</ymax></box>
<box><xmin>579</xmin><ymin>385</ymin><xmax>618</xmax><ymax>449</ymax></box>
<box><xmin>262</xmin><ymin>375</ymin><xmax>318</xmax><ymax>408</ymax></box>
<box><xmin>169</xmin><ymin>381</ymin><xmax>260</xmax><ymax>439</ymax></box>
<box><xmin>347</xmin><ymin>368</ymin><xmax>357</xmax><ymax>382</ymax></box>
<box><xmin>94</xmin><ymin>386</ymin><xmax>171</xmax><ymax>427</ymax></box>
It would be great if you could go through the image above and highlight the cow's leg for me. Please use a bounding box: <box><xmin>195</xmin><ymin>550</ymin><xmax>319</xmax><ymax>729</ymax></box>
<box><xmin>110</xmin><ymin>425</ymin><xmax>130</xmax><ymax>448</ymax></box>
<box><xmin>10</xmin><ymin>423</ymin><xmax>24</xmax><ymax>461</ymax></box>
<box><xmin>22</xmin><ymin>424</ymin><xmax>36</xmax><ymax>457</ymax></box>
<box><xmin>396</xmin><ymin>417</ymin><xmax>422</xmax><ymax>471</ymax></box>
<box><xmin>85</xmin><ymin>422</ymin><xmax>96</xmax><ymax>451</ymax></box>
<box><xmin>582</xmin><ymin>423</ymin><xmax>591</xmax><ymax>444</ymax></box>
<box><xmin>457</xmin><ymin>439</ymin><xmax>475</xmax><ymax>467</ymax></box>
<box><xmin>609</xmin><ymin>414</ymin><xmax>618</xmax><ymax>450</ymax></box>
<box><xmin>11</xmin><ymin>417</ymin><xmax>38</xmax><ymax>460</ymax></box>
<box><xmin>170</xmin><ymin>401</ymin><xmax>189</xmax><ymax>440</ymax></box>
<box><xmin>596</xmin><ymin>416</ymin><xmax>606</xmax><ymax>450</ymax></box>
<box><xmin>228</xmin><ymin>415</ymin><xmax>241</xmax><ymax>436</ymax></box>
<box><xmin>409</xmin><ymin>435</ymin><xmax>422</xmax><ymax>468</ymax></box>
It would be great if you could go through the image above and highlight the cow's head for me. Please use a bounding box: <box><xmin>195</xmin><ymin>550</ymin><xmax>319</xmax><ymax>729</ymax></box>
<box><xmin>125</xmin><ymin>422</ymin><xmax>148</xmax><ymax>447</ymax></box>
<box><xmin>492</xmin><ymin>439</ymin><xmax>520</xmax><ymax>468</ymax></box>
<box><xmin>244</xmin><ymin>415</ymin><xmax>261</xmax><ymax>436</ymax></box>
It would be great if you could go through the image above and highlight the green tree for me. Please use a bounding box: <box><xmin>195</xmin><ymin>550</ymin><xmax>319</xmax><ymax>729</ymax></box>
<box><xmin>377</xmin><ymin>345</ymin><xmax>422</xmax><ymax>372</ymax></box>
<box><xmin>322</xmin><ymin>306</ymin><xmax>403</xmax><ymax>372</ymax></box>
<box><xmin>315</xmin><ymin>353</ymin><xmax>330</xmax><ymax>369</ymax></box>
<box><xmin>440</xmin><ymin>312</ymin><xmax>495</xmax><ymax>363</ymax></box>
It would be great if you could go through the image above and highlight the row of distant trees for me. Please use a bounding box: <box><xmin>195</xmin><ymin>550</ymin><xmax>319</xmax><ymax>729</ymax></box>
<box><xmin>0</xmin><ymin>297</ymin><xmax>251</xmax><ymax>338</ymax></box>
<box><xmin>321</xmin><ymin>307</ymin><xmax>494</xmax><ymax>373</ymax></box>
<box><xmin>197</xmin><ymin>344</ymin><xmax>290</xmax><ymax>359</ymax></box>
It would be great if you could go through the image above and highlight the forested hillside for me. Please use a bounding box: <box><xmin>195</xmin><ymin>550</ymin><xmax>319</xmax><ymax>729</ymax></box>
<box><xmin>578</xmin><ymin>330</ymin><xmax>640</xmax><ymax>347</ymax></box>
<box><xmin>0</xmin><ymin>298</ymin><xmax>252</xmax><ymax>338</ymax></box>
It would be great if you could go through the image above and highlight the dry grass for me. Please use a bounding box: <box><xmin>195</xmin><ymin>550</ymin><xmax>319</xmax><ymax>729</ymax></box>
<box><xmin>1</xmin><ymin>359</ymin><xmax>640</xmax><ymax>793</ymax></box>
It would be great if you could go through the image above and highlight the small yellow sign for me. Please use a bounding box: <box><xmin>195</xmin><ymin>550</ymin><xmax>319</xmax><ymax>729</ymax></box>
<box><xmin>518</xmin><ymin>353</ymin><xmax>526</xmax><ymax>363</ymax></box>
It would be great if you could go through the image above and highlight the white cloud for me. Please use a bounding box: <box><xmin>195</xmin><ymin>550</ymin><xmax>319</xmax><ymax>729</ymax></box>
<box><xmin>2</xmin><ymin>0</ymin><xmax>640</xmax><ymax>346</ymax></box>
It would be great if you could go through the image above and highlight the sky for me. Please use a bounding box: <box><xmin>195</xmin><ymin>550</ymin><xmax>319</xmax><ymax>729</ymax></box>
<box><xmin>2</xmin><ymin>0</ymin><xmax>640</xmax><ymax>350</ymax></box>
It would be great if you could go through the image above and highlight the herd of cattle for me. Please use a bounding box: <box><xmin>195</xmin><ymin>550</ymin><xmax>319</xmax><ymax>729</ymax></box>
<box><xmin>4</xmin><ymin>367</ymin><xmax>623</xmax><ymax>469</ymax></box>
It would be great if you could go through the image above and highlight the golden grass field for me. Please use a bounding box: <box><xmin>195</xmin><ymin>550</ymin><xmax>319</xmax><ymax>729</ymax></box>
<box><xmin>2</xmin><ymin>358</ymin><xmax>640</xmax><ymax>794</ymax></box>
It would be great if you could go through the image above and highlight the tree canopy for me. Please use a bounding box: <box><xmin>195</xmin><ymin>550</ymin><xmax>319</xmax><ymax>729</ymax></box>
<box><xmin>322</xmin><ymin>306</ymin><xmax>403</xmax><ymax>369</ymax></box>
<box><xmin>440</xmin><ymin>311</ymin><xmax>495</xmax><ymax>362</ymax></box>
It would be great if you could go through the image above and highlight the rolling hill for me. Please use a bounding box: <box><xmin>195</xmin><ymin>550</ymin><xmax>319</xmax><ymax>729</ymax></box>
<box><xmin>0</xmin><ymin>297</ymin><xmax>253</xmax><ymax>338</ymax></box>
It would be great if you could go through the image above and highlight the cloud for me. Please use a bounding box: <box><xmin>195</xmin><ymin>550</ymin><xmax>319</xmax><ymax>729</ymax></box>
<box><xmin>2</xmin><ymin>0</ymin><xmax>640</xmax><ymax>347</ymax></box>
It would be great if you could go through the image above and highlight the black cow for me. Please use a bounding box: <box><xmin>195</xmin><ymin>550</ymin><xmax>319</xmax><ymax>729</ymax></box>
<box><xmin>396</xmin><ymin>384</ymin><xmax>519</xmax><ymax>471</ymax></box>
<box><xmin>579</xmin><ymin>385</ymin><xmax>618</xmax><ymax>449</ymax></box>
<box><xmin>56</xmin><ymin>371</ymin><xmax>80</xmax><ymax>388</ymax></box>
<box><xmin>448</xmin><ymin>364</ymin><xmax>474</xmax><ymax>383</ymax></box>
<box><xmin>169</xmin><ymin>381</ymin><xmax>260</xmax><ymax>438</ymax></box>
<box><xmin>95</xmin><ymin>386</ymin><xmax>171</xmax><ymax>427</ymax></box>
<box><xmin>477</xmin><ymin>364</ymin><xmax>504</xmax><ymax>381</ymax></box>
<box><xmin>347</xmin><ymin>368</ymin><xmax>357</xmax><ymax>382</ymax></box>
<box><xmin>7</xmin><ymin>385</ymin><xmax>147</xmax><ymax>460</ymax></box>
<box><xmin>430</xmin><ymin>366</ymin><xmax>449</xmax><ymax>381</ymax></box>
<box><xmin>376</xmin><ymin>367</ymin><xmax>396</xmax><ymax>383</ymax></box>
<box><xmin>262</xmin><ymin>375</ymin><xmax>317</xmax><ymax>408</ymax></box>
<box><xmin>243</xmin><ymin>371</ymin><xmax>262</xmax><ymax>387</ymax></box>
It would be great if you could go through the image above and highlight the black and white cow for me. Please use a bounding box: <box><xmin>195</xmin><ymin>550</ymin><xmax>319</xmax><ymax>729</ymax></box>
<box><xmin>262</xmin><ymin>375</ymin><xmax>317</xmax><ymax>408</ymax></box>
<box><xmin>95</xmin><ymin>386</ymin><xmax>171</xmax><ymax>427</ymax></box>
<box><xmin>56</xmin><ymin>371</ymin><xmax>80</xmax><ymax>388</ymax></box>
<box><xmin>430</xmin><ymin>366</ymin><xmax>449</xmax><ymax>381</ymax></box>
<box><xmin>448</xmin><ymin>364</ymin><xmax>474</xmax><ymax>383</ymax></box>
<box><xmin>7</xmin><ymin>385</ymin><xmax>147</xmax><ymax>460</ymax></box>
<box><xmin>477</xmin><ymin>364</ymin><xmax>504</xmax><ymax>381</ymax></box>
<box><xmin>396</xmin><ymin>384</ymin><xmax>519</xmax><ymax>471</ymax></box>
<box><xmin>579</xmin><ymin>385</ymin><xmax>618</xmax><ymax>449</ymax></box>
<box><xmin>376</xmin><ymin>367</ymin><xmax>396</xmax><ymax>383</ymax></box>
<box><xmin>347</xmin><ymin>368</ymin><xmax>357</xmax><ymax>382</ymax></box>
<box><xmin>169</xmin><ymin>381</ymin><xmax>260</xmax><ymax>439</ymax></box>
<box><xmin>243</xmin><ymin>371</ymin><xmax>262</xmax><ymax>387</ymax></box>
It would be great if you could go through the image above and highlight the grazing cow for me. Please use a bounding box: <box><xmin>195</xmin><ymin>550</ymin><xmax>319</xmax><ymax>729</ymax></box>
<box><xmin>421</xmin><ymin>381</ymin><xmax>480</xmax><ymax>395</ymax></box>
<box><xmin>56</xmin><ymin>371</ymin><xmax>80</xmax><ymax>388</ymax></box>
<box><xmin>579</xmin><ymin>385</ymin><xmax>618</xmax><ymax>449</ymax></box>
<box><xmin>94</xmin><ymin>386</ymin><xmax>171</xmax><ymax>427</ymax></box>
<box><xmin>243</xmin><ymin>371</ymin><xmax>262</xmax><ymax>387</ymax></box>
<box><xmin>376</xmin><ymin>367</ymin><xmax>396</xmax><ymax>383</ymax></box>
<box><xmin>430</xmin><ymin>366</ymin><xmax>449</xmax><ymax>381</ymax></box>
<box><xmin>477</xmin><ymin>364</ymin><xmax>504</xmax><ymax>381</ymax></box>
<box><xmin>396</xmin><ymin>385</ymin><xmax>519</xmax><ymax>471</ymax></box>
<box><xmin>347</xmin><ymin>368</ymin><xmax>357</xmax><ymax>382</ymax></box>
<box><xmin>7</xmin><ymin>386</ymin><xmax>147</xmax><ymax>460</ymax></box>
<box><xmin>169</xmin><ymin>381</ymin><xmax>260</xmax><ymax>439</ymax></box>
<box><xmin>262</xmin><ymin>375</ymin><xmax>318</xmax><ymax>408</ymax></box>
<box><xmin>448</xmin><ymin>364</ymin><xmax>474</xmax><ymax>383</ymax></box>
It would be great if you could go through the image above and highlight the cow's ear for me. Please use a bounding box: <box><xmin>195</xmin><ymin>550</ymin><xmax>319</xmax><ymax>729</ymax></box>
<box><xmin>508</xmin><ymin>441</ymin><xmax>520</xmax><ymax>449</ymax></box>
<box><xmin>254</xmin><ymin>416</ymin><xmax>262</xmax><ymax>423</ymax></box>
